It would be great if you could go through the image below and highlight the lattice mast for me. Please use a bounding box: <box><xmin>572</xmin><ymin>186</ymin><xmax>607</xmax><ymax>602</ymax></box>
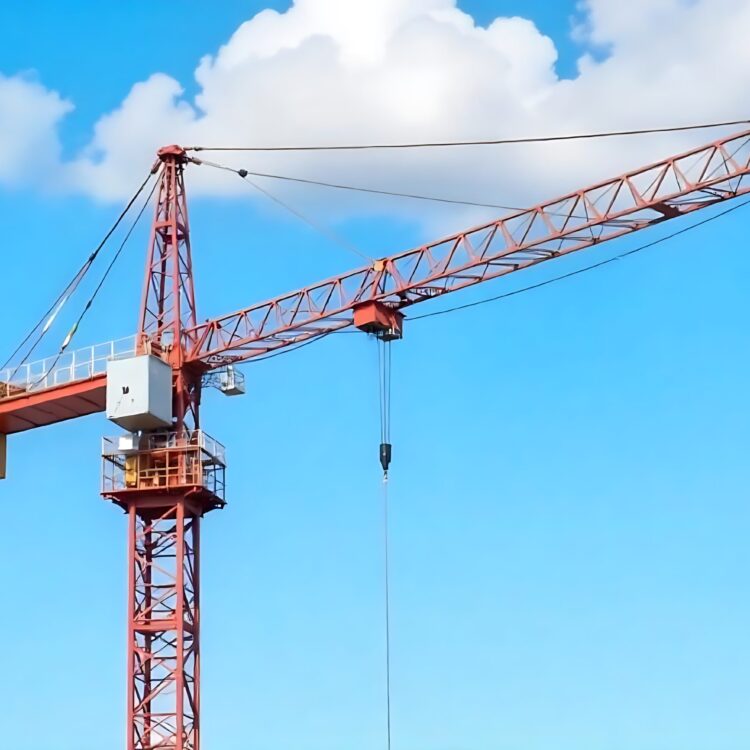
<box><xmin>108</xmin><ymin>145</ymin><xmax>220</xmax><ymax>750</ymax></box>
<box><xmin>139</xmin><ymin>145</ymin><xmax>201</xmax><ymax>431</ymax></box>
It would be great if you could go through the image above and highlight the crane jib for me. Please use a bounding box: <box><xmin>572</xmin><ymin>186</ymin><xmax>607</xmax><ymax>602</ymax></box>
<box><xmin>184</xmin><ymin>127</ymin><xmax>750</xmax><ymax>367</ymax></box>
<box><xmin>1</xmin><ymin>128</ymin><xmax>749</xmax><ymax>426</ymax></box>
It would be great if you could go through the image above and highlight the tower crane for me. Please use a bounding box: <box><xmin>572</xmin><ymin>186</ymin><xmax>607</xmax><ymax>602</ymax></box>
<box><xmin>1</xmin><ymin>127</ymin><xmax>749</xmax><ymax>750</ymax></box>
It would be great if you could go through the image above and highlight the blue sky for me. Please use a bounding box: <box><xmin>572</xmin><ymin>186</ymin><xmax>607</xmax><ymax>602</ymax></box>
<box><xmin>1</xmin><ymin>2</ymin><xmax>749</xmax><ymax>750</ymax></box>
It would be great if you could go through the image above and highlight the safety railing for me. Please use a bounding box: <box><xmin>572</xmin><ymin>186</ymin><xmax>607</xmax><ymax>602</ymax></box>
<box><xmin>0</xmin><ymin>336</ymin><xmax>137</xmax><ymax>399</ymax></box>
<box><xmin>101</xmin><ymin>429</ymin><xmax>226</xmax><ymax>503</ymax></box>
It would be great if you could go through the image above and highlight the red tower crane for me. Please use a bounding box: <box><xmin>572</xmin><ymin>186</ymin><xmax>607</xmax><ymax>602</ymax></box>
<box><xmin>0</xmin><ymin>127</ymin><xmax>749</xmax><ymax>750</ymax></box>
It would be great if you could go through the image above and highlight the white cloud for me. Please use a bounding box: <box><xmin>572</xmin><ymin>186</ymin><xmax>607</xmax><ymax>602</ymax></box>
<box><xmin>0</xmin><ymin>73</ymin><xmax>71</xmax><ymax>187</ymax></box>
<box><xmin>2</xmin><ymin>0</ymin><xmax>750</xmax><ymax>231</ymax></box>
<box><xmin>577</xmin><ymin>0</ymin><xmax>691</xmax><ymax>48</ymax></box>
<box><xmin>68</xmin><ymin>74</ymin><xmax>197</xmax><ymax>202</ymax></box>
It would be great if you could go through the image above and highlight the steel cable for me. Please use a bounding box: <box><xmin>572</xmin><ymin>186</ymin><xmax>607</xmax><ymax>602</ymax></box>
<box><xmin>187</xmin><ymin>118</ymin><xmax>750</xmax><ymax>153</ymax></box>
<box><xmin>377</xmin><ymin>339</ymin><xmax>393</xmax><ymax>750</ymax></box>
<box><xmin>25</xmin><ymin>175</ymin><xmax>158</xmax><ymax>391</ymax></box>
<box><xmin>1</xmin><ymin>169</ymin><xmax>155</xmax><ymax>374</ymax></box>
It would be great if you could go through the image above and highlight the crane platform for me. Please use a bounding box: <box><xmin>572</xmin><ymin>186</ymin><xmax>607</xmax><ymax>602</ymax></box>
<box><xmin>0</xmin><ymin>336</ymin><xmax>135</xmax><ymax>433</ymax></box>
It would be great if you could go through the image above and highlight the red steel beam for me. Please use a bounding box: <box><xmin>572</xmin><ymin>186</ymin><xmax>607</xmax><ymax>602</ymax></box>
<box><xmin>184</xmin><ymin>128</ymin><xmax>750</xmax><ymax>367</ymax></box>
<box><xmin>0</xmin><ymin>373</ymin><xmax>107</xmax><ymax>434</ymax></box>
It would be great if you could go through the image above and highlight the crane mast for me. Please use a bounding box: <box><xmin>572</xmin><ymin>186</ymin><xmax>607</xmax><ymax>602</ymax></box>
<box><xmin>103</xmin><ymin>146</ymin><xmax>222</xmax><ymax>750</ymax></box>
<box><xmin>0</xmin><ymin>127</ymin><xmax>748</xmax><ymax>750</ymax></box>
<box><xmin>138</xmin><ymin>145</ymin><xmax>202</xmax><ymax>430</ymax></box>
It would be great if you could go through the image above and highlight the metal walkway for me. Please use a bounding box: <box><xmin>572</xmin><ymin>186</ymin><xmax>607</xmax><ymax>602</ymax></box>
<box><xmin>0</xmin><ymin>336</ymin><xmax>136</xmax><ymax>400</ymax></box>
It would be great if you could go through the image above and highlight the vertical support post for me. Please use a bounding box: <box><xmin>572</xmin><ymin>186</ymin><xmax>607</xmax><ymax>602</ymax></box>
<box><xmin>175</xmin><ymin>501</ymin><xmax>186</xmax><ymax>745</ymax></box>
<box><xmin>0</xmin><ymin>433</ymin><xmax>7</xmax><ymax>479</ymax></box>
<box><xmin>192</xmin><ymin>516</ymin><xmax>201</xmax><ymax>749</ymax></box>
<box><xmin>127</xmin><ymin>505</ymin><xmax>137</xmax><ymax>750</ymax></box>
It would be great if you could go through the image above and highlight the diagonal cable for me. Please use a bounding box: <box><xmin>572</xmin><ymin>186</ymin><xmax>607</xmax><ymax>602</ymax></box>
<box><xmin>197</xmin><ymin>158</ymin><xmax>371</xmax><ymax>262</ymax></box>
<box><xmin>25</xmin><ymin>177</ymin><xmax>158</xmax><ymax>391</ymax></box>
<box><xmin>2</xmin><ymin>169</ymin><xmax>155</xmax><ymax>373</ymax></box>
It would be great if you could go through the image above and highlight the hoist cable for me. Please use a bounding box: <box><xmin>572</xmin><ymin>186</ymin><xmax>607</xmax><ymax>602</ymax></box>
<box><xmin>382</xmin><ymin>474</ymin><xmax>393</xmax><ymax>750</ymax></box>
<box><xmin>1</xmin><ymin>169</ymin><xmax>155</xmax><ymax>373</ymax></box>
<box><xmin>377</xmin><ymin>338</ymin><xmax>393</xmax><ymax>750</ymax></box>
<box><xmin>26</xmin><ymin>175</ymin><xmax>157</xmax><ymax>390</ymax></box>
<box><xmin>186</xmin><ymin>118</ymin><xmax>750</xmax><ymax>152</ymax></box>
<box><xmin>380</xmin><ymin>341</ymin><xmax>392</xmax><ymax>445</ymax></box>
<box><xmin>377</xmin><ymin>342</ymin><xmax>385</xmax><ymax>442</ymax></box>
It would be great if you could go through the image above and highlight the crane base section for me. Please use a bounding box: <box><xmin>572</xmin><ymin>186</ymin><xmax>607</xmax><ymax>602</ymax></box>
<box><xmin>123</xmin><ymin>496</ymin><xmax>202</xmax><ymax>750</ymax></box>
<box><xmin>102</xmin><ymin>428</ymin><xmax>226</xmax><ymax>750</ymax></box>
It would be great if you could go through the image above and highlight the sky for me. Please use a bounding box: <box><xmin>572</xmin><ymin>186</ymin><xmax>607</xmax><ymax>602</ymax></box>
<box><xmin>0</xmin><ymin>1</ymin><xmax>749</xmax><ymax>749</ymax></box>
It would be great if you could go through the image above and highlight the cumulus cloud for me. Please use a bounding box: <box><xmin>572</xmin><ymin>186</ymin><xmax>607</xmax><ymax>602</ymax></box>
<box><xmin>2</xmin><ymin>0</ymin><xmax>750</xmax><ymax>230</ymax></box>
<box><xmin>0</xmin><ymin>72</ymin><xmax>71</xmax><ymax>187</ymax></box>
<box><xmin>63</xmin><ymin>0</ymin><xmax>564</xmax><ymax>217</ymax></box>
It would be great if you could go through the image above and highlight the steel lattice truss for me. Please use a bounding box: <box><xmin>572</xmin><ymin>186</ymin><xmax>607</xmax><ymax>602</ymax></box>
<box><xmin>128</xmin><ymin>501</ymin><xmax>200</xmax><ymax>750</ymax></box>
<box><xmin>185</xmin><ymin>128</ymin><xmax>750</xmax><ymax>367</ymax></box>
<box><xmin>139</xmin><ymin>147</ymin><xmax>199</xmax><ymax>356</ymax></box>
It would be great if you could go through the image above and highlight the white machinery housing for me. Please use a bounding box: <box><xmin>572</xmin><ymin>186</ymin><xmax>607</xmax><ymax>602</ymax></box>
<box><xmin>106</xmin><ymin>355</ymin><xmax>173</xmax><ymax>431</ymax></box>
